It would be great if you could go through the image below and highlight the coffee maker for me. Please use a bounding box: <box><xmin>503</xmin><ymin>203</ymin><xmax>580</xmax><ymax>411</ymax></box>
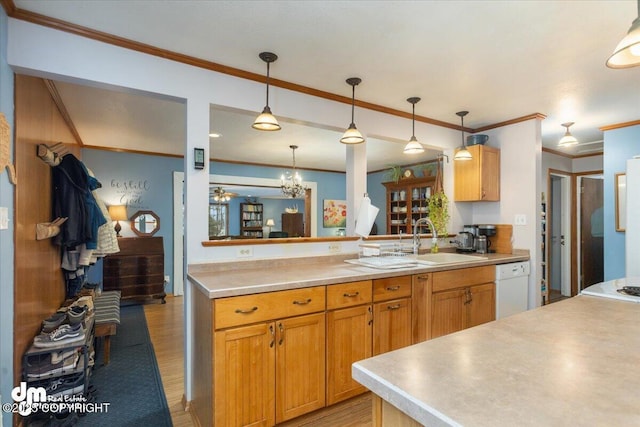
<box><xmin>460</xmin><ymin>224</ymin><xmax>496</xmax><ymax>253</ymax></box>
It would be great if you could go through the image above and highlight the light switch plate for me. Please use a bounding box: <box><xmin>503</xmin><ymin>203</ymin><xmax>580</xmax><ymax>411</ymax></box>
<box><xmin>0</xmin><ymin>207</ymin><xmax>8</xmax><ymax>230</ymax></box>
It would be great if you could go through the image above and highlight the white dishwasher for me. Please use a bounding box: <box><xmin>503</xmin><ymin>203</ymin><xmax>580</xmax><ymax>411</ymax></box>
<box><xmin>495</xmin><ymin>261</ymin><xmax>530</xmax><ymax>319</ymax></box>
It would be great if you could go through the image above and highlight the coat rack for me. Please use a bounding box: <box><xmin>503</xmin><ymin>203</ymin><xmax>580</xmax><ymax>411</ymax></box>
<box><xmin>37</xmin><ymin>142</ymin><xmax>69</xmax><ymax>167</ymax></box>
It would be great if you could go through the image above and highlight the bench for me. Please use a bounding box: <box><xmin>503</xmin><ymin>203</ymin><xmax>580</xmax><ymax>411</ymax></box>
<box><xmin>93</xmin><ymin>291</ymin><xmax>121</xmax><ymax>365</ymax></box>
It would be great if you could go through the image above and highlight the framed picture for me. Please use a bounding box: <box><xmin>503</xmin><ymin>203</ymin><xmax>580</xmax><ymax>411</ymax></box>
<box><xmin>615</xmin><ymin>173</ymin><xmax>626</xmax><ymax>232</ymax></box>
<box><xmin>323</xmin><ymin>199</ymin><xmax>347</xmax><ymax>228</ymax></box>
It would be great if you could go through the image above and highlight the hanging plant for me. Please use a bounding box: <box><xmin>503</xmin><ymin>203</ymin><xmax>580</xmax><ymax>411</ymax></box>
<box><xmin>427</xmin><ymin>157</ymin><xmax>449</xmax><ymax>252</ymax></box>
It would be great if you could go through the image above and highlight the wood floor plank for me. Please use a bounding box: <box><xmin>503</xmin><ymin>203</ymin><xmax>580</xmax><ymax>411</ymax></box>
<box><xmin>144</xmin><ymin>295</ymin><xmax>373</xmax><ymax>427</ymax></box>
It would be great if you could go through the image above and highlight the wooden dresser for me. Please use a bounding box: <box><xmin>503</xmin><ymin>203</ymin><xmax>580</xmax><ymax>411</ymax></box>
<box><xmin>103</xmin><ymin>236</ymin><xmax>166</xmax><ymax>304</ymax></box>
<box><xmin>282</xmin><ymin>212</ymin><xmax>304</xmax><ymax>237</ymax></box>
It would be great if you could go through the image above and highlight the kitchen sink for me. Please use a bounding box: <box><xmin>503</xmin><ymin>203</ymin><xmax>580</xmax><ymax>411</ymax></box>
<box><xmin>414</xmin><ymin>252</ymin><xmax>488</xmax><ymax>265</ymax></box>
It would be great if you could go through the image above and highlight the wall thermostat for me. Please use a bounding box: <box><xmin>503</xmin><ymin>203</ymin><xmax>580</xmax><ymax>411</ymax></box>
<box><xmin>194</xmin><ymin>148</ymin><xmax>205</xmax><ymax>169</ymax></box>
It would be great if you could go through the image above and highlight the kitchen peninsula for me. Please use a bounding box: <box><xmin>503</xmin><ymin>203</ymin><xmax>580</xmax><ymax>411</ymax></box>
<box><xmin>352</xmin><ymin>294</ymin><xmax>640</xmax><ymax>427</ymax></box>
<box><xmin>187</xmin><ymin>250</ymin><xmax>528</xmax><ymax>426</ymax></box>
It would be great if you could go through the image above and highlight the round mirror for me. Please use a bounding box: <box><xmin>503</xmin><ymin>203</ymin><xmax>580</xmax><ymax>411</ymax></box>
<box><xmin>130</xmin><ymin>210</ymin><xmax>160</xmax><ymax>237</ymax></box>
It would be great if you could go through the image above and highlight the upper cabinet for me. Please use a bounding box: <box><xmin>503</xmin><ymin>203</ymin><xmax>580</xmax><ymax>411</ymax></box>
<box><xmin>453</xmin><ymin>145</ymin><xmax>500</xmax><ymax>201</ymax></box>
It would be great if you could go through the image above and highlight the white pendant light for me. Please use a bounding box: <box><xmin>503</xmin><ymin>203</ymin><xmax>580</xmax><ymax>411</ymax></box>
<box><xmin>558</xmin><ymin>122</ymin><xmax>579</xmax><ymax>147</ymax></box>
<box><xmin>454</xmin><ymin>111</ymin><xmax>472</xmax><ymax>161</ymax></box>
<box><xmin>404</xmin><ymin>97</ymin><xmax>425</xmax><ymax>154</ymax></box>
<box><xmin>606</xmin><ymin>0</ymin><xmax>640</xmax><ymax>68</ymax></box>
<box><xmin>340</xmin><ymin>78</ymin><xmax>365</xmax><ymax>144</ymax></box>
<box><xmin>252</xmin><ymin>52</ymin><xmax>281</xmax><ymax>131</ymax></box>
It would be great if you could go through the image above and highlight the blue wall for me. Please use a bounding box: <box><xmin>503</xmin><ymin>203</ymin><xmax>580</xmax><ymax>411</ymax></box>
<box><xmin>82</xmin><ymin>149</ymin><xmax>183</xmax><ymax>292</ymax></box>
<box><xmin>603</xmin><ymin>124</ymin><xmax>640</xmax><ymax>280</ymax></box>
<box><xmin>0</xmin><ymin>6</ymin><xmax>15</xmax><ymax>424</ymax></box>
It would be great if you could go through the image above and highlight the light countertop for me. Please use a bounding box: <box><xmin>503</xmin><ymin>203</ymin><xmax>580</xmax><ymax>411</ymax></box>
<box><xmin>187</xmin><ymin>251</ymin><xmax>529</xmax><ymax>299</ymax></box>
<box><xmin>352</xmin><ymin>295</ymin><xmax>640</xmax><ymax>427</ymax></box>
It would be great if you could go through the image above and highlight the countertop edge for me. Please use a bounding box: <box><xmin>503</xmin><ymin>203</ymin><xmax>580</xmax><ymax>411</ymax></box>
<box><xmin>352</xmin><ymin>363</ymin><xmax>461</xmax><ymax>427</ymax></box>
<box><xmin>187</xmin><ymin>252</ymin><xmax>529</xmax><ymax>299</ymax></box>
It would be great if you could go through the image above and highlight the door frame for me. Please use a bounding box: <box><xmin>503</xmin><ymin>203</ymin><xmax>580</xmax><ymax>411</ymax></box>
<box><xmin>547</xmin><ymin>170</ymin><xmax>572</xmax><ymax>298</ymax></box>
<box><xmin>173</xmin><ymin>171</ymin><xmax>184</xmax><ymax>296</ymax></box>
<box><xmin>576</xmin><ymin>171</ymin><xmax>604</xmax><ymax>291</ymax></box>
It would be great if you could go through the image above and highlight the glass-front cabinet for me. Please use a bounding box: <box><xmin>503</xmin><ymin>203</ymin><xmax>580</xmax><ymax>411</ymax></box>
<box><xmin>383</xmin><ymin>176</ymin><xmax>436</xmax><ymax>235</ymax></box>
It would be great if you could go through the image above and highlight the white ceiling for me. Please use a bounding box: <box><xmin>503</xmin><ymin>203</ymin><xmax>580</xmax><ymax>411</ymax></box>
<box><xmin>14</xmin><ymin>0</ymin><xmax>640</xmax><ymax>169</ymax></box>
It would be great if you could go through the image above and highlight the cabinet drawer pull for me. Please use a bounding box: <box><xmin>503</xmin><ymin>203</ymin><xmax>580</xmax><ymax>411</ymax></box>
<box><xmin>386</xmin><ymin>286</ymin><xmax>401</xmax><ymax>291</ymax></box>
<box><xmin>417</xmin><ymin>275</ymin><xmax>429</xmax><ymax>280</ymax></box>
<box><xmin>387</xmin><ymin>304</ymin><xmax>401</xmax><ymax>310</ymax></box>
<box><xmin>293</xmin><ymin>298</ymin><xmax>312</xmax><ymax>305</ymax></box>
<box><xmin>343</xmin><ymin>292</ymin><xmax>360</xmax><ymax>298</ymax></box>
<box><xmin>235</xmin><ymin>306</ymin><xmax>258</xmax><ymax>314</ymax></box>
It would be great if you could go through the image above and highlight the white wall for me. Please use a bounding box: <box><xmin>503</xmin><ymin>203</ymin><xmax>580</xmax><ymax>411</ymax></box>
<box><xmin>573</xmin><ymin>154</ymin><xmax>603</xmax><ymax>173</ymax></box>
<box><xmin>472</xmin><ymin>119</ymin><xmax>543</xmax><ymax>308</ymax></box>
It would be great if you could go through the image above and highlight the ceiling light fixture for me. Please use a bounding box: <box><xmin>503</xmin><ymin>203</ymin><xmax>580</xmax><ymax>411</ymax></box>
<box><xmin>252</xmin><ymin>52</ymin><xmax>281</xmax><ymax>131</ymax></box>
<box><xmin>606</xmin><ymin>0</ymin><xmax>640</xmax><ymax>68</ymax></box>
<box><xmin>404</xmin><ymin>97</ymin><xmax>424</xmax><ymax>154</ymax></box>
<box><xmin>281</xmin><ymin>145</ymin><xmax>308</xmax><ymax>198</ymax></box>
<box><xmin>212</xmin><ymin>186</ymin><xmax>234</xmax><ymax>202</ymax></box>
<box><xmin>454</xmin><ymin>111</ymin><xmax>472</xmax><ymax>161</ymax></box>
<box><xmin>558</xmin><ymin>122</ymin><xmax>579</xmax><ymax>147</ymax></box>
<box><xmin>340</xmin><ymin>77</ymin><xmax>365</xmax><ymax>144</ymax></box>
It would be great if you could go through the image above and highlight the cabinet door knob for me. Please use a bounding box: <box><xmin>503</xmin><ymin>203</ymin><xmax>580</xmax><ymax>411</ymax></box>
<box><xmin>292</xmin><ymin>298</ymin><xmax>312</xmax><ymax>305</ymax></box>
<box><xmin>235</xmin><ymin>306</ymin><xmax>258</xmax><ymax>314</ymax></box>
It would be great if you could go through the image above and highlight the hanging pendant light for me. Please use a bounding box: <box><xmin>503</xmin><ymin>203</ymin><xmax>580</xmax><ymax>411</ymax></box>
<box><xmin>558</xmin><ymin>122</ymin><xmax>579</xmax><ymax>147</ymax></box>
<box><xmin>281</xmin><ymin>145</ymin><xmax>308</xmax><ymax>198</ymax></box>
<box><xmin>606</xmin><ymin>0</ymin><xmax>640</xmax><ymax>68</ymax></box>
<box><xmin>454</xmin><ymin>111</ymin><xmax>472</xmax><ymax>161</ymax></box>
<box><xmin>252</xmin><ymin>52</ymin><xmax>281</xmax><ymax>131</ymax></box>
<box><xmin>404</xmin><ymin>97</ymin><xmax>424</xmax><ymax>154</ymax></box>
<box><xmin>340</xmin><ymin>77</ymin><xmax>365</xmax><ymax>144</ymax></box>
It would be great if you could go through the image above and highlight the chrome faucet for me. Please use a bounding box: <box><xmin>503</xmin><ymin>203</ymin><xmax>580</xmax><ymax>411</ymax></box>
<box><xmin>413</xmin><ymin>217</ymin><xmax>438</xmax><ymax>254</ymax></box>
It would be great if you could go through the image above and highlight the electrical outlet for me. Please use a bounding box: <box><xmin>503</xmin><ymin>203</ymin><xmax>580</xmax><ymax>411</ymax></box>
<box><xmin>515</xmin><ymin>214</ymin><xmax>527</xmax><ymax>226</ymax></box>
<box><xmin>0</xmin><ymin>207</ymin><xmax>8</xmax><ymax>230</ymax></box>
<box><xmin>236</xmin><ymin>247</ymin><xmax>253</xmax><ymax>258</ymax></box>
<box><xmin>328</xmin><ymin>243</ymin><xmax>341</xmax><ymax>253</ymax></box>
<box><xmin>164</xmin><ymin>275</ymin><xmax>170</xmax><ymax>284</ymax></box>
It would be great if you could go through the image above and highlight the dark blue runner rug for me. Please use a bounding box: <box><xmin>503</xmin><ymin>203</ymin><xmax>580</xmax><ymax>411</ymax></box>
<box><xmin>78</xmin><ymin>304</ymin><xmax>172</xmax><ymax>426</ymax></box>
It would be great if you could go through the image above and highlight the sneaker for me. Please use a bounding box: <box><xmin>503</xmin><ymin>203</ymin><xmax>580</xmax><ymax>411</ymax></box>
<box><xmin>67</xmin><ymin>306</ymin><xmax>87</xmax><ymax>326</ymax></box>
<box><xmin>44</xmin><ymin>372</ymin><xmax>85</xmax><ymax>398</ymax></box>
<box><xmin>33</xmin><ymin>324</ymin><xmax>85</xmax><ymax>348</ymax></box>
<box><xmin>25</xmin><ymin>352</ymin><xmax>79</xmax><ymax>379</ymax></box>
<box><xmin>41</xmin><ymin>312</ymin><xmax>67</xmax><ymax>333</ymax></box>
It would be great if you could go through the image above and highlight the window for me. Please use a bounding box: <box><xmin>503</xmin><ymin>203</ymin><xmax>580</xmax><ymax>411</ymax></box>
<box><xmin>209</xmin><ymin>203</ymin><xmax>229</xmax><ymax>237</ymax></box>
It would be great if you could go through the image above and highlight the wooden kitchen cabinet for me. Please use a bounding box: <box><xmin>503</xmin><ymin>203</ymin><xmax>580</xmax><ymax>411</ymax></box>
<box><xmin>453</xmin><ymin>144</ymin><xmax>500</xmax><ymax>201</ymax></box>
<box><xmin>213</xmin><ymin>287</ymin><xmax>326</xmax><ymax>426</ymax></box>
<box><xmin>327</xmin><ymin>304</ymin><xmax>372</xmax><ymax>405</ymax></box>
<box><xmin>373</xmin><ymin>297</ymin><xmax>412</xmax><ymax>355</ymax></box>
<box><xmin>430</xmin><ymin>266</ymin><xmax>496</xmax><ymax>339</ymax></box>
<box><xmin>276</xmin><ymin>313</ymin><xmax>326</xmax><ymax>422</ymax></box>
<box><xmin>372</xmin><ymin>276</ymin><xmax>412</xmax><ymax>355</ymax></box>
<box><xmin>214</xmin><ymin>322</ymin><xmax>275</xmax><ymax>426</ymax></box>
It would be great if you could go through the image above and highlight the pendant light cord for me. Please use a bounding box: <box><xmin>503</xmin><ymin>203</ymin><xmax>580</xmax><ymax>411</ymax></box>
<box><xmin>350</xmin><ymin>84</ymin><xmax>356</xmax><ymax>125</ymax></box>
<box><xmin>412</xmin><ymin>103</ymin><xmax>416</xmax><ymax>138</ymax></box>
<box><xmin>265</xmin><ymin>61</ymin><xmax>271</xmax><ymax>107</ymax></box>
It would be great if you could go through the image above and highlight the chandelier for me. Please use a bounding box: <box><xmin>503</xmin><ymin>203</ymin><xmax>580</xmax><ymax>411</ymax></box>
<box><xmin>281</xmin><ymin>145</ymin><xmax>308</xmax><ymax>198</ymax></box>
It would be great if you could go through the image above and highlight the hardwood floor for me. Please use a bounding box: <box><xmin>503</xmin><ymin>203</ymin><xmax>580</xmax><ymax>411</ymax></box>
<box><xmin>143</xmin><ymin>295</ymin><xmax>373</xmax><ymax>427</ymax></box>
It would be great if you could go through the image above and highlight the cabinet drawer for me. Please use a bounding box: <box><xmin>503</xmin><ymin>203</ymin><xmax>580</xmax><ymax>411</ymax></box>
<box><xmin>373</xmin><ymin>276</ymin><xmax>412</xmax><ymax>302</ymax></box>
<box><xmin>327</xmin><ymin>280</ymin><xmax>372</xmax><ymax>310</ymax></box>
<box><xmin>215</xmin><ymin>286</ymin><xmax>326</xmax><ymax>329</ymax></box>
<box><xmin>432</xmin><ymin>265</ymin><xmax>495</xmax><ymax>292</ymax></box>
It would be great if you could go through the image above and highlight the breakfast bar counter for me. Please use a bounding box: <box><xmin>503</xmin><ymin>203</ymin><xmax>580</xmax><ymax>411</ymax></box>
<box><xmin>352</xmin><ymin>294</ymin><xmax>640</xmax><ymax>427</ymax></box>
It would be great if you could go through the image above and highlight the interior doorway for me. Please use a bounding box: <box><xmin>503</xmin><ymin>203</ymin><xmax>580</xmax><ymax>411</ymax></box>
<box><xmin>548</xmin><ymin>172</ymin><xmax>571</xmax><ymax>303</ymax></box>
<box><xmin>578</xmin><ymin>175</ymin><xmax>604</xmax><ymax>290</ymax></box>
